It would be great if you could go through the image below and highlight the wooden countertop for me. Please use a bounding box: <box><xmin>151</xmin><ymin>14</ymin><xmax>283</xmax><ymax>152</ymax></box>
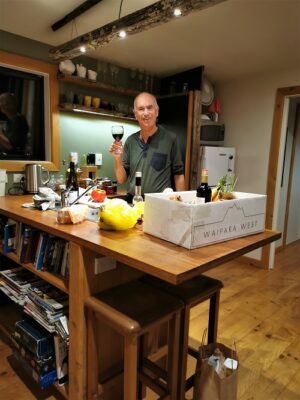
<box><xmin>0</xmin><ymin>195</ymin><xmax>281</xmax><ymax>284</ymax></box>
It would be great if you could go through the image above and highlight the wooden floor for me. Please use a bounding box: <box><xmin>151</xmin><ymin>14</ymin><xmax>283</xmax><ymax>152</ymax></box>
<box><xmin>0</xmin><ymin>240</ymin><xmax>299</xmax><ymax>400</ymax></box>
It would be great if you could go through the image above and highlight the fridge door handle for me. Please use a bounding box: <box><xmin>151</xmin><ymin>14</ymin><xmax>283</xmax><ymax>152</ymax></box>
<box><xmin>228</xmin><ymin>155</ymin><xmax>234</xmax><ymax>172</ymax></box>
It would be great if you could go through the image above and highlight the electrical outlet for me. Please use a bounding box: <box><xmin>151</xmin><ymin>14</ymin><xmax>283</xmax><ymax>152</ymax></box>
<box><xmin>95</xmin><ymin>153</ymin><xmax>102</xmax><ymax>166</ymax></box>
<box><xmin>13</xmin><ymin>173</ymin><xmax>24</xmax><ymax>183</ymax></box>
<box><xmin>70</xmin><ymin>152</ymin><xmax>78</xmax><ymax>164</ymax></box>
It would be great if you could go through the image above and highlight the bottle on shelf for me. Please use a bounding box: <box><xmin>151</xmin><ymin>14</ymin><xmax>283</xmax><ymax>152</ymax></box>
<box><xmin>196</xmin><ymin>168</ymin><xmax>212</xmax><ymax>203</ymax></box>
<box><xmin>66</xmin><ymin>161</ymin><xmax>79</xmax><ymax>204</ymax></box>
<box><xmin>132</xmin><ymin>171</ymin><xmax>143</xmax><ymax>223</ymax></box>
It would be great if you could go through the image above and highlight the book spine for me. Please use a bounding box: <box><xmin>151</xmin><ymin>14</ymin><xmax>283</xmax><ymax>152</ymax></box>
<box><xmin>14</xmin><ymin>320</ymin><xmax>54</xmax><ymax>359</ymax></box>
<box><xmin>34</xmin><ymin>233</ymin><xmax>48</xmax><ymax>270</ymax></box>
<box><xmin>3</xmin><ymin>222</ymin><xmax>16</xmax><ymax>254</ymax></box>
<box><xmin>54</xmin><ymin>334</ymin><xmax>68</xmax><ymax>385</ymax></box>
<box><xmin>19</xmin><ymin>227</ymin><xmax>32</xmax><ymax>263</ymax></box>
<box><xmin>13</xmin><ymin>349</ymin><xmax>57</xmax><ymax>389</ymax></box>
<box><xmin>11</xmin><ymin>335</ymin><xmax>56</xmax><ymax>374</ymax></box>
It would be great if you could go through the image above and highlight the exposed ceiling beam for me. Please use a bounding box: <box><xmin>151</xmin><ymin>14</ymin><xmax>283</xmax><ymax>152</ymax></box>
<box><xmin>49</xmin><ymin>0</ymin><xmax>227</xmax><ymax>61</ymax></box>
<box><xmin>51</xmin><ymin>0</ymin><xmax>103</xmax><ymax>32</ymax></box>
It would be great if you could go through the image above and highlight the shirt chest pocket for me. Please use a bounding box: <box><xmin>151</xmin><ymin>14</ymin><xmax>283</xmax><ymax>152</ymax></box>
<box><xmin>150</xmin><ymin>152</ymin><xmax>167</xmax><ymax>172</ymax></box>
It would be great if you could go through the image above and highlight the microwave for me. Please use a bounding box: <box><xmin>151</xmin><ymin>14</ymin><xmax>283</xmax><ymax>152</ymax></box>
<box><xmin>200</xmin><ymin>121</ymin><xmax>225</xmax><ymax>146</ymax></box>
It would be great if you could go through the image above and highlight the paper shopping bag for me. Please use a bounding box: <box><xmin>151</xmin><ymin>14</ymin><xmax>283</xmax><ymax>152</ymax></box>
<box><xmin>193</xmin><ymin>342</ymin><xmax>238</xmax><ymax>400</ymax></box>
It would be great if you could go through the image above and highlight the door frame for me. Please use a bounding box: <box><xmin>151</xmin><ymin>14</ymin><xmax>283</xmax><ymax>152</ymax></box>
<box><xmin>282</xmin><ymin>102</ymin><xmax>300</xmax><ymax>247</ymax></box>
<box><xmin>262</xmin><ymin>86</ymin><xmax>300</xmax><ymax>266</ymax></box>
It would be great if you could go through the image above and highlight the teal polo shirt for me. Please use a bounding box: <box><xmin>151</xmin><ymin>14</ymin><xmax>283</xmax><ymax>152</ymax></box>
<box><xmin>122</xmin><ymin>125</ymin><xmax>184</xmax><ymax>196</ymax></box>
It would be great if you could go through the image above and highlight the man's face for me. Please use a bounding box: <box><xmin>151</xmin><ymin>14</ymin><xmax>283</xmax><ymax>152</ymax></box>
<box><xmin>134</xmin><ymin>93</ymin><xmax>159</xmax><ymax>131</ymax></box>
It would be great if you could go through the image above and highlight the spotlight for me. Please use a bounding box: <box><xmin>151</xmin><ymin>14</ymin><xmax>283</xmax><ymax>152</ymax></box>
<box><xmin>118</xmin><ymin>30</ymin><xmax>127</xmax><ymax>38</ymax></box>
<box><xmin>173</xmin><ymin>8</ymin><xmax>182</xmax><ymax>17</ymax></box>
<box><xmin>80</xmin><ymin>46</ymin><xmax>86</xmax><ymax>53</ymax></box>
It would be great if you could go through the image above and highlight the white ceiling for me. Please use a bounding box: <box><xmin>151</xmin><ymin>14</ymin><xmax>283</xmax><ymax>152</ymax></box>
<box><xmin>1</xmin><ymin>0</ymin><xmax>300</xmax><ymax>83</ymax></box>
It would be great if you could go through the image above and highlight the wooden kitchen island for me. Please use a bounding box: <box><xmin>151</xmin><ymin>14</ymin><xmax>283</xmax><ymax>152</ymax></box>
<box><xmin>0</xmin><ymin>196</ymin><xmax>280</xmax><ymax>400</ymax></box>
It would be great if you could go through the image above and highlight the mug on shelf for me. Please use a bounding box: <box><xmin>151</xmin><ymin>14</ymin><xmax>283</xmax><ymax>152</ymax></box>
<box><xmin>88</xmin><ymin>69</ymin><xmax>97</xmax><ymax>81</ymax></box>
<box><xmin>92</xmin><ymin>97</ymin><xmax>100</xmax><ymax>108</ymax></box>
<box><xmin>84</xmin><ymin>95</ymin><xmax>92</xmax><ymax>107</ymax></box>
<box><xmin>76</xmin><ymin>64</ymin><xmax>86</xmax><ymax>78</ymax></box>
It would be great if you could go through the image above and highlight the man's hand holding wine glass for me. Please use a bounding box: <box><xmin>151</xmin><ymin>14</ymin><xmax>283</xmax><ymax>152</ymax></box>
<box><xmin>109</xmin><ymin>125</ymin><xmax>124</xmax><ymax>156</ymax></box>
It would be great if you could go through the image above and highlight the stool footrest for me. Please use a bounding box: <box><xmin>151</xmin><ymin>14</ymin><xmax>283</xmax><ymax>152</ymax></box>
<box><xmin>142</xmin><ymin>357</ymin><xmax>168</xmax><ymax>382</ymax></box>
<box><xmin>185</xmin><ymin>374</ymin><xmax>195</xmax><ymax>391</ymax></box>
<box><xmin>138</xmin><ymin>371</ymin><xmax>168</xmax><ymax>397</ymax></box>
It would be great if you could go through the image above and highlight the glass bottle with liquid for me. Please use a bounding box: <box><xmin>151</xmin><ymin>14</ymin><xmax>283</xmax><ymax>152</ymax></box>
<box><xmin>197</xmin><ymin>168</ymin><xmax>211</xmax><ymax>203</ymax></box>
<box><xmin>132</xmin><ymin>171</ymin><xmax>143</xmax><ymax>222</ymax></box>
<box><xmin>66</xmin><ymin>161</ymin><xmax>79</xmax><ymax>204</ymax></box>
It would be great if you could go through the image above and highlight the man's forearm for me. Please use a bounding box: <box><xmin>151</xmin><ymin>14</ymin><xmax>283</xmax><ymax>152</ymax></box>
<box><xmin>114</xmin><ymin>157</ymin><xmax>127</xmax><ymax>183</ymax></box>
<box><xmin>174</xmin><ymin>174</ymin><xmax>185</xmax><ymax>191</ymax></box>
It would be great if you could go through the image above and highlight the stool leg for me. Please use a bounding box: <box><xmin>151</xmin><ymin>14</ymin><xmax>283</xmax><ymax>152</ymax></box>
<box><xmin>124</xmin><ymin>334</ymin><xmax>138</xmax><ymax>400</ymax></box>
<box><xmin>207</xmin><ymin>291</ymin><xmax>220</xmax><ymax>343</ymax></box>
<box><xmin>87</xmin><ymin>309</ymin><xmax>99</xmax><ymax>400</ymax></box>
<box><xmin>167</xmin><ymin>311</ymin><xmax>181</xmax><ymax>400</ymax></box>
<box><xmin>178</xmin><ymin>306</ymin><xmax>191</xmax><ymax>400</ymax></box>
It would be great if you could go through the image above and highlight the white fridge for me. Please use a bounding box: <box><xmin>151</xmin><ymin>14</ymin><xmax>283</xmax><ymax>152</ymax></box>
<box><xmin>200</xmin><ymin>146</ymin><xmax>236</xmax><ymax>187</ymax></box>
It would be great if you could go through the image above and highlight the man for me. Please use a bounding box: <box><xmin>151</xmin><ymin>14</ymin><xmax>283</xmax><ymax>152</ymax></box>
<box><xmin>110</xmin><ymin>92</ymin><xmax>185</xmax><ymax>201</ymax></box>
<box><xmin>0</xmin><ymin>92</ymin><xmax>29</xmax><ymax>154</ymax></box>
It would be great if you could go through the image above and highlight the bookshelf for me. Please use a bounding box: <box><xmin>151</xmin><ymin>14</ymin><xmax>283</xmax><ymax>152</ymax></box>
<box><xmin>2</xmin><ymin>251</ymin><xmax>69</xmax><ymax>294</ymax></box>
<box><xmin>0</xmin><ymin>216</ymin><xmax>70</xmax><ymax>395</ymax></box>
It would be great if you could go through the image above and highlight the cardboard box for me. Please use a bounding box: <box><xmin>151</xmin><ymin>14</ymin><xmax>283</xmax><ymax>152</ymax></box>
<box><xmin>143</xmin><ymin>191</ymin><xmax>266</xmax><ymax>249</ymax></box>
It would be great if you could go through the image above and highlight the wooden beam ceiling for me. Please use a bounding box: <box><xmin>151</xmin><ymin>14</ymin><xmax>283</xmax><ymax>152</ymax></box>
<box><xmin>51</xmin><ymin>0</ymin><xmax>103</xmax><ymax>32</ymax></box>
<box><xmin>49</xmin><ymin>0</ymin><xmax>227</xmax><ymax>61</ymax></box>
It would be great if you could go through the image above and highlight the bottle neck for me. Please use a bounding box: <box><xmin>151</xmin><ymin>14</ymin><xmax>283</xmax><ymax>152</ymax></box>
<box><xmin>135</xmin><ymin>183</ymin><xmax>142</xmax><ymax>196</ymax></box>
<box><xmin>201</xmin><ymin>177</ymin><xmax>208</xmax><ymax>185</ymax></box>
<box><xmin>135</xmin><ymin>175</ymin><xmax>142</xmax><ymax>196</ymax></box>
<box><xmin>67</xmin><ymin>162</ymin><xmax>78</xmax><ymax>190</ymax></box>
<box><xmin>201</xmin><ymin>170</ymin><xmax>208</xmax><ymax>184</ymax></box>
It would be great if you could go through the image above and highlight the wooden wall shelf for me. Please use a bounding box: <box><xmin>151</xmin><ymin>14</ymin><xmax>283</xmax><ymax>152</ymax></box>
<box><xmin>59</xmin><ymin>103</ymin><xmax>137</xmax><ymax>122</ymax></box>
<box><xmin>58</xmin><ymin>73</ymin><xmax>139</xmax><ymax>97</ymax></box>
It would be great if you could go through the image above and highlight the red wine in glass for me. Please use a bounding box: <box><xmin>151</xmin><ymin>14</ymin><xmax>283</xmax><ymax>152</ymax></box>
<box><xmin>111</xmin><ymin>125</ymin><xmax>124</xmax><ymax>154</ymax></box>
<box><xmin>112</xmin><ymin>133</ymin><xmax>124</xmax><ymax>141</ymax></box>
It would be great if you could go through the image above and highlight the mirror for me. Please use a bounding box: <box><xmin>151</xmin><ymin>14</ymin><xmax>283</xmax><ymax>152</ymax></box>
<box><xmin>0</xmin><ymin>50</ymin><xmax>59</xmax><ymax>172</ymax></box>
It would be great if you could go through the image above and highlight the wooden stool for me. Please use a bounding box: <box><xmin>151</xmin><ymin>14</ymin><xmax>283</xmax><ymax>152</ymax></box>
<box><xmin>85</xmin><ymin>279</ymin><xmax>184</xmax><ymax>400</ymax></box>
<box><xmin>140</xmin><ymin>274</ymin><xmax>223</xmax><ymax>400</ymax></box>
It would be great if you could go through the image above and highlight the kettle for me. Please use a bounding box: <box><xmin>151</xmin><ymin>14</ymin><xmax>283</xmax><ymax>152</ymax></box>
<box><xmin>25</xmin><ymin>164</ymin><xmax>50</xmax><ymax>193</ymax></box>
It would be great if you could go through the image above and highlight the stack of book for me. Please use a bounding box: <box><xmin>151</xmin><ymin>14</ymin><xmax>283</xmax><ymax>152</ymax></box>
<box><xmin>24</xmin><ymin>281</ymin><xmax>69</xmax><ymax>336</ymax></box>
<box><xmin>12</xmin><ymin>318</ymin><xmax>57</xmax><ymax>389</ymax></box>
<box><xmin>0</xmin><ymin>267</ymin><xmax>43</xmax><ymax>306</ymax></box>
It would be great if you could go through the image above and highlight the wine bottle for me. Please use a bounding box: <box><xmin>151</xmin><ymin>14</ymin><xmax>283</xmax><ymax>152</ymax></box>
<box><xmin>197</xmin><ymin>168</ymin><xmax>211</xmax><ymax>203</ymax></box>
<box><xmin>66</xmin><ymin>161</ymin><xmax>79</xmax><ymax>204</ymax></box>
<box><xmin>132</xmin><ymin>172</ymin><xmax>143</xmax><ymax>222</ymax></box>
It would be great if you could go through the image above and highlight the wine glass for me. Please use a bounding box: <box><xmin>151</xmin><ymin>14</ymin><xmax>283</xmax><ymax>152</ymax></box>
<box><xmin>111</xmin><ymin>125</ymin><xmax>124</xmax><ymax>154</ymax></box>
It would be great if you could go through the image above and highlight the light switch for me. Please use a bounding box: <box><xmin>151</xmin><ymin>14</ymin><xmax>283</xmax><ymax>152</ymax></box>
<box><xmin>70</xmin><ymin>152</ymin><xmax>78</xmax><ymax>164</ymax></box>
<box><xmin>95</xmin><ymin>153</ymin><xmax>102</xmax><ymax>166</ymax></box>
